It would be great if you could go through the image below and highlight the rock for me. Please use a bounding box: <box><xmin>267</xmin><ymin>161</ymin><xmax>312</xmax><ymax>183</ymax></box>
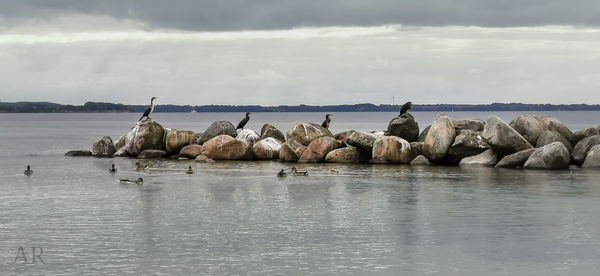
<box><xmin>278</xmin><ymin>140</ymin><xmax>305</xmax><ymax>163</ymax></box>
<box><xmin>495</xmin><ymin>149</ymin><xmax>535</xmax><ymax>168</ymax></box>
<box><xmin>417</xmin><ymin>125</ymin><xmax>430</xmax><ymax>142</ymax></box>
<box><xmin>572</xmin><ymin>135</ymin><xmax>600</xmax><ymax>165</ymax></box>
<box><xmin>536</xmin><ymin>130</ymin><xmax>573</xmax><ymax>153</ymax></box>
<box><xmin>582</xmin><ymin>145</ymin><xmax>600</xmax><ymax>168</ymax></box>
<box><xmin>188</xmin><ymin>133</ymin><xmax>203</xmax><ymax>145</ymax></box>
<box><xmin>459</xmin><ymin>149</ymin><xmax>498</xmax><ymax>167</ymax></box>
<box><xmin>454</xmin><ymin>118</ymin><xmax>485</xmax><ymax>132</ymax></box>
<box><xmin>385</xmin><ymin>113</ymin><xmax>420</xmax><ymax>142</ymax></box>
<box><xmin>540</xmin><ymin>116</ymin><xmax>573</xmax><ymax>143</ymax></box>
<box><xmin>523</xmin><ymin>142</ymin><xmax>570</xmax><ymax>170</ymax></box>
<box><xmin>236</xmin><ymin>129</ymin><xmax>261</xmax><ymax>144</ymax></box>
<box><xmin>346</xmin><ymin>131</ymin><xmax>378</xmax><ymax>152</ymax></box>
<box><xmin>137</xmin><ymin>149</ymin><xmax>167</xmax><ymax>159</ymax></box>
<box><xmin>201</xmin><ymin>135</ymin><xmax>253</xmax><ymax>160</ymax></box>
<box><xmin>410</xmin><ymin>155</ymin><xmax>432</xmax><ymax>166</ymax></box>
<box><xmin>482</xmin><ymin>115</ymin><xmax>533</xmax><ymax>155</ymax></box>
<box><xmin>195</xmin><ymin>155</ymin><xmax>215</xmax><ymax>163</ymax></box>
<box><xmin>65</xmin><ymin>150</ymin><xmax>92</xmax><ymax>156</ymax></box>
<box><xmin>446</xmin><ymin>130</ymin><xmax>490</xmax><ymax>164</ymax></box>
<box><xmin>422</xmin><ymin>114</ymin><xmax>456</xmax><ymax>161</ymax></box>
<box><xmin>370</xmin><ymin>130</ymin><xmax>385</xmax><ymax>137</ymax></box>
<box><xmin>114</xmin><ymin>135</ymin><xmax>126</xmax><ymax>152</ymax></box>
<box><xmin>372</xmin><ymin>136</ymin><xmax>414</xmax><ymax>163</ymax></box>
<box><xmin>165</xmin><ymin>130</ymin><xmax>195</xmax><ymax>155</ymax></box>
<box><xmin>114</xmin><ymin>147</ymin><xmax>130</xmax><ymax>157</ymax></box>
<box><xmin>509</xmin><ymin>115</ymin><xmax>545</xmax><ymax>145</ymax></box>
<box><xmin>572</xmin><ymin>126</ymin><xmax>600</xmax><ymax>145</ymax></box>
<box><xmin>260</xmin><ymin>124</ymin><xmax>285</xmax><ymax>142</ymax></box>
<box><xmin>298</xmin><ymin>136</ymin><xmax>343</xmax><ymax>163</ymax></box>
<box><xmin>286</xmin><ymin>122</ymin><xmax>333</xmax><ymax>146</ymax></box>
<box><xmin>325</xmin><ymin>147</ymin><xmax>360</xmax><ymax>163</ymax></box>
<box><xmin>410</xmin><ymin>142</ymin><xmax>424</xmax><ymax>156</ymax></box>
<box><xmin>252</xmin><ymin>137</ymin><xmax>283</xmax><ymax>159</ymax></box>
<box><xmin>92</xmin><ymin>136</ymin><xmax>116</xmax><ymax>157</ymax></box>
<box><xmin>198</xmin><ymin>121</ymin><xmax>237</xmax><ymax>144</ymax></box>
<box><xmin>123</xmin><ymin>119</ymin><xmax>166</xmax><ymax>156</ymax></box>
<box><xmin>179</xmin><ymin>144</ymin><xmax>203</xmax><ymax>159</ymax></box>
<box><xmin>334</xmin><ymin>130</ymin><xmax>355</xmax><ymax>142</ymax></box>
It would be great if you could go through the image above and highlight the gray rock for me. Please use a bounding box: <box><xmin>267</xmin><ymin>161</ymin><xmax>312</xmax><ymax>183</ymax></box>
<box><xmin>137</xmin><ymin>149</ymin><xmax>167</xmax><ymax>159</ymax></box>
<box><xmin>346</xmin><ymin>131</ymin><xmax>378</xmax><ymax>152</ymax></box>
<box><xmin>495</xmin><ymin>149</ymin><xmax>535</xmax><ymax>168</ymax></box>
<box><xmin>482</xmin><ymin>115</ymin><xmax>533</xmax><ymax>155</ymax></box>
<box><xmin>417</xmin><ymin>125</ymin><xmax>430</xmax><ymax>142</ymax></box>
<box><xmin>524</xmin><ymin>142</ymin><xmax>570</xmax><ymax>170</ymax></box>
<box><xmin>236</xmin><ymin>129</ymin><xmax>261</xmax><ymax>144</ymax></box>
<box><xmin>582</xmin><ymin>144</ymin><xmax>600</xmax><ymax>168</ymax></box>
<box><xmin>278</xmin><ymin>140</ymin><xmax>305</xmax><ymax>163</ymax></box>
<box><xmin>123</xmin><ymin>119</ymin><xmax>166</xmax><ymax>156</ymax></box>
<box><xmin>423</xmin><ymin>114</ymin><xmax>456</xmax><ymax>161</ymax></box>
<box><xmin>410</xmin><ymin>155</ymin><xmax>432</xmax><ymax>166</ymax></box>
<box><xmin>454</xmin><ymin>118</ymin><xmax>485</xmax><ymax>132</ymax></box>
<box><xmin>386</xmin><ymin>113</ymin><xmax>420</xmax><ymax>142</ymax></box>
<box><xmin>198</xmin><ymin>121</ymin><xmax>237</xmax><ymax>144</ymax></box>
<box><xmin>165</xmin><ymin>130</ymin><xmax>195</xmax><ymax>155</ymax></box>
<box><xmin>536</xmin><ymin>130</ymin><xmax>573</xmax><ymax>153</ymax></box>
<box><xmin>260</xmin><ymin>124</ymin><xmax>286</xmax><ymax>142</ymax></box>
<box><xmin>286</xmin><ymin>121</ymin><xmax>333</xmax><ymax>146</ymax></box>
<box><xmin>446</xmin><ymin>130</ymin><xmax>490</xmax><ymax>164</ymax></box>
<box><xmin>410</xmin><ymin>142</ymin><xmax>424</xmax><ymax>157</ymax></box>
<box><xmin>509</xmin><ymin>115</ymin><xmax>545</xmax><ymax>145</ymax></box>
<box><xmin>334</xmin><ymin>130</ymin><xmax>355</xmax><ymax>142</ymax></box>
<box><xmin>540</xmin><ymin>116</ymin><xmax>573</xmax><ymax>143</ymax></box>
<box><xmin>92</xmin><ymin>136</ymin><xmax>116</xmax><ymax>157</ymax></box>
<box><xmin>195</xmin><ymin>155</ymin><xmax>215</xmax><ymax>163</ymax></box>
<box><xmin>572</xmin><ymin>126</ymin><xmax>600</xmax><ymax>145</ymax></box>
<box><xmin>252</xmin><ymin>137</ymin><xmax>283</xmax><ymax>159</ymax></box>
<box><xmin>459</xmin><ymin>149</ymin><xmax>497</xmax><ymax>167</ymax></box>
<box><xmin>572</xmin><ymin>135</ymin><xmax>600</xmax><ymax>165</ymax></box>
<box><xmin>65</xmin><ymin>150</ymin><xmax>92</xmax><ymax>156</ymax></box>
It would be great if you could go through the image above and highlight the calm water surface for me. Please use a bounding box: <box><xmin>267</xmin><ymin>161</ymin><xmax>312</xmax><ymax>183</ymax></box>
<box><xmin>1</xmin><ymin>112</ymin><xmax>600</xmax><ymax>275</ymax></box>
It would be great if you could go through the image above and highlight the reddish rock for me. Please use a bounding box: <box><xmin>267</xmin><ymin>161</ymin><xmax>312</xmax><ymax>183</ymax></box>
<box><xmin>252</xmin><ymin>137</ymin><xmax>283</xmax><ymax>159</ymax></box>
<box><xmin>201</xmin><ymin>135</ymin><xmax>253</xmax><ymax>160</ymax></box>
<box><xmin>286</xmin><ymin>122</ymin><xmax>333</xmax><ymax>146</ymax></box>
<box><xmin>325</xmin><ymin>147</ymin><xmax>360</xmax><ymax>163</ymax></box>
<box><xmin>298</xmin><ymin>136</ymin><xmax>343</xmax><ymax>163</ymax></box>
<box><xmin>179</xmin><ymin>144</ymin><xmax>203</xmax><ymax>159</ymax></box>
<box><xmin>372</xmin><ymin>136</ymin><xmax>414</xmax><ymax>164</ymax></box>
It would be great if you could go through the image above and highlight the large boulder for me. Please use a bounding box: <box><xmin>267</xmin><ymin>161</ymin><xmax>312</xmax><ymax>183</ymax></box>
<box><xmin>417</xmin><ymin>125</ymin><xmax>430</xmax><ymax>142</ymax></box>
<box><xmin>410</xmin><ymin>142</ymin><xmax>424</xmax><ymax>156</ymax></box>
<box><xmin>252</xmin><ymin>137</ymin><xmax>283</xmax><ymax>159</ymax></box>
<box><xmin>165</xmin><ymin>130</ymin><xmax>195</xmax><ymax>155</ymax></box>
<box><xmin>459</xmin><ymin>149</ymin><xmax>497</xmax><ymax>167</ymax></box>
<box><xmin>188</xmin><ymin>133</ymin><xmax>203</xmax><ymax>145</ymax></box>
<box><xmin>123</xmin><ymin>119</ymin><xmax>166</xmax><ymax>156</ymax></box>
<box><xmin>482</xmin><ymin>115</ymin><xmax>533</xmax><ymax>155</ymax></box>
<box><xmin>260</xmin><ymin>124</ymin><xmax>286</xmax><ymax>142</ymax></box>
<box><xmin>114</xmin><ymin>135</ymin><xmax>127</xmax><ymax>152</ymax></box>
<box><xmin>334</xmin><ymin>130</ymin><xmax>355</xmax><ymax>142</ymax></box>
<box><xmin>195</xmin><ymin>155</ymin><xmax>215</xmax><ymax>163</ymax></box>
<box><xmin>495</xmin><ymin>149</ymin><xmax>535</xmax><ymax>168</ymax></box>
<box><xmin>422</xmin><ymin>114</ymin><xmax>456</xmax><ymax>161</ymax></box>
<box><xmin>572</xmin><ymin>135</ymin><xmax>600</xmax><ymax>165</ymax></box>
<box><xmin>509</xmin><ymin>115</ymin><xmax>545</xmax><ymax>145</ymax></box>
<box><xmin>346</xmin><ymin>131</ymin><xmax>378</xmax><ymax>152</ymax></box>
<box><xmin>372</xmin><ymin>136</ymin><xmax>414</xmax><ymax>164</ymax></box>
<box><xmin>386</xmin><ymin>113</ymin><xmax>420</xmax><ymax>142</ymax></box>
<box><xmin>325</xmin><ymin>147</ymin><xmax>360</xmax><ymax>163</ymax></box>
<box><xmin>65</xmin><ymin>150</ymin><xmax>92</xmax><ymax>156</ymax></box>
<box><xmin>137</xmin><ymin>149</ymin><xmax>167</xmax><ymax>159</ymax></box>
<box><xmin>572</xmin><ymin>126</ymin><xmax>600</xmax><ymax>145</ymax></box>
<box><xmin>536</xmin><ymin>130</ymin><xmax>573</xmax><ymax>153</ymax></box>
<box><xmin>454</xmin><ymin>118</ymin><xmax>485</xmax><ymax>132</ymax></box>
<box><xmin>236</xmin><ymin>129</ymin><xmax>261</xmax><ymax>144</ymax></box>
<box><xmin>523</xmin><ymin>142</ymin><xmax>570</xmax><ymax>170</ymax></box>
<box><xmin>540</xmin><ymin>116</ymin><xmax>573</xmax><ymax>143</ymax></box>
<box><xmin>298</xmin><ymin>136</ymin><xmax>343</xmax><ymax>163</ymax></box>
<box><xmin>198</xmin><ymin>121</ymin><xmax>237</xmax><ymax>144</ymax></box>
<box><xmin>410</xmin><ymin>155</ymin><xmax>432</xmax><ymax>166</ymax></box>
<box><xmin>286</xmin><ymin>122</ymin><xmax>333</xmax><ymax>146</ymax></box>
<box><xmin>179</xmin><ymin>144</ymin><xmax>204</xmax><ymax>159</ymax></box>
<box><xmin>278</xmin><ymin>140</ymin><xmax>305</xmax><ymax>162</ymax></box>
<box><xmin>92</xmin><ymin>136</ymin><xmax>116</xmax><ymax>157</ymax></box>
<box><xmin>582</xmin><ymin>144</ymin><xmax>600</xmax><ymax>168</ymax></box>
<box><xmin>446</xmin><ymin>130</ymin><xmax>490</xmax><ymax>164</ymax></box>
<box><xmin>201</xmin><ymin>135</ymin><xmax>253</xmax><ymax>160</ymax></box>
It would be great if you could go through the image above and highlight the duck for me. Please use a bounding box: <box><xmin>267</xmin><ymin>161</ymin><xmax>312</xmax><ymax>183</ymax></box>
<box><xmin>109</xmin><ymin>164</ymin><xmax>117</xmax><ymax>173</ymax></box>
<box><xmin>277</xmin><ymin>169</ymin><xmax>287</xmax><ymax>177</ymax></box>
<box><xmin>329</xmin><ymin>169</ymin><xmax>339</xmax><ymax>174</ymax></box>
<box><xmin>290</xmin><ymin>167</ymin><xmax>308</xmax><ymax>176</ymax></box>
<box><xmin>135</xmin><ymin>162</ymin><xmax>149</xmax><ymax>171</ymax></box>
<box><xmin>186</xmin><ymin>166</ymin><xmax>194</xmax><ymax>174</ymax></box>
<box><xmin>24</xmin><ymin>165</ymin><xmax>33</xmax><ymax>176</ymax></box>
<box><xmin>120</xmin><ymin>177</ymin><xmax>143</xmax><ymax>185</ymax></box>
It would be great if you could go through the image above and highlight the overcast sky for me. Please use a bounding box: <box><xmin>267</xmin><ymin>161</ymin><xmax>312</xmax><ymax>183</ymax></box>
<box><xmin>1</xmin><ymin>0</ymin><xmax>600</xmax><ymax>105</ymax></box>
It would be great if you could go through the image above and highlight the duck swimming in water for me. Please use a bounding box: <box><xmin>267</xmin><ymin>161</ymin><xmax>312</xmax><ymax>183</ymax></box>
<box><xmin>135</xmin><ymin>162</ymin><xmax>149</xmax><ymax>171</ymax></box>
<box><xmin>277</xmin><ymin>169</ymin><xmax>287</xmax><ymax>177</ymax></box>
<box><xmin>24</xmin><ymin>165</ymin><xmax>33</xmax><ymax>175</ymax></box>
<box><xmin>290</xmin><ymin>167</ymin><xmax>308</xmax><ymax>176</ymax></box>
<box><xmin>109</xmin><ymin>164</ymin><xmax>117</xmax><ymax>173</ymax></box>
<box><xmin>186</xmin><ymin>166</ymin><xmax>194</xmax><ymax>174</ymax></box>
<box><xmin>120</xmin><ymin>177</ymin><xmax>143</xmax><ymax>185</ymax></box>
<box><xmin>329</xmin><ymin>169</ymin><xmax>339</xmax><ymax>174</ymax></box>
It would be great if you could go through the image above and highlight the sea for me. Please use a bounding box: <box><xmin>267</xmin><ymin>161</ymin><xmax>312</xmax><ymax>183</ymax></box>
<box><xmin>1</xmin><ymin>111</ymin><xmax>600</xmax><ymax>275</ymax></box>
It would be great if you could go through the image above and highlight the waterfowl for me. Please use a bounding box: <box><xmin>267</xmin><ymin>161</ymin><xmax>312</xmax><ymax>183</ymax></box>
<box><xmin>277</xmin><ymin>169</ymin><xmax>287</xmax><ymax>177</ymax></box>
<box><xmin>290</xmin><ymin>167</ymin><xmax>308</xmax><ymax>176</ymax></box>
<box><xmin>139</xmin><ymin>97</ymin><xmax>158</xmax><ymax>122</ymax></box>
<box><xmin>186</xmin><ymin>166</ymin><xmax>194</xmax><ymax>174</ymax></box>
<box><xmin>120</xmin><ymin>177</ymin><xmax>143</xmax><ymax>184</ymax></box>
<box><xmin>135</xmin><ymin>162</ymin><xmax>149</xmax><ymax>171</ymax></box>
<box><xmin>109</xmin><ymin>164</ymin><xmax>117</xmax><ymax>173</ymax></box>
<box><xmin>400</xmin><ymin>101</ymin><xmax>412</xmax><ymax>115</ymax></box>
<box><xmin>329</xmin><ymin>169</ymin><xmax>339</xmax><ymax>174</ymax></box>
<box><xmin>236</xmin><ymin>112</ymin><xmax>251</xmax><ymax>130</ymax></box>
<box><xmin>321</xmin><ymin>114</ymin><xmax>332</xmax><ymax>129</ymax></box>
<box><xmin>24</xmin><ymin>165</ymin><xmax>33</xmax><ymax>175</ymax></box>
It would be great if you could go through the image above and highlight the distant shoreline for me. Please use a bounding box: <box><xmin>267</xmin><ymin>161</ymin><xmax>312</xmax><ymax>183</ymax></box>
<box><xmin>1</xmin><ymin>101</ymin><xmax>599</xmax><ymax>113</ymax></box>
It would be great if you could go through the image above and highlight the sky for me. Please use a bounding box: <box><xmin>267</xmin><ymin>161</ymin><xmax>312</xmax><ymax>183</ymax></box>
<box><xmin>1</xmin><ymin>0</ymin><xmax>600</xmax><ymax>105</ymax></box>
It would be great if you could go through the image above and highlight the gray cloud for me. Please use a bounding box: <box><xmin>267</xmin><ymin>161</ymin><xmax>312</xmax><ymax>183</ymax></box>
<box><xmin>1</xmin><ymin>0</ymin><xmax>600</xmax><ymax>31</ymax></box>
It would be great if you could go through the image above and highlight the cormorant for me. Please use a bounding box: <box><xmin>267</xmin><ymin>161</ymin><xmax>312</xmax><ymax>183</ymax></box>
<box><xmin>236</xmin><ymin>112</ymin><xmax>251</xmax><ymax>130</ymax></box>
<box><xmin>119</xmin><ymin>177</ymin><xmax>143</xmax><ymax>184</ymax></box>
<box><xmin>329</xmin><ymin>169</ymin><xmax>339</xmax><ymax>174</ymax></box>
<box><xmin>277</xmin><ymin>169</ymin><xmax>287</xmax><ymax>177</ymax></box>
<box><xmin>109</xmin><ymin>164</ymin><xmax>117</xmax><ymax>173</ymax></box>
<box><xmin>186</xmin><ymin>166</ymin><xmax>194</xmax><ymax>174</ymax></box>
<box><xmin>291</xmin><ymin>167</ymin><xmax>308</xmax><ymax>176</ymax></box>
<box><xmin>139</xmin><ymin>97</ymin><xmax>158</xmax><ymax>122</ymax></box>
<box><xmin>400</xmin><ymin>101</ymin><xmax>412</xmax><ymax>115</ymax></box>
<box><xmin>321</xmin><ymin>114</ymin><xmax>332</xmax><ymax>129</ymax></box>
<box><xmin>24</xmin><ymin>165</ymin><xmax>33</xmax><ymax>175</ymax></box>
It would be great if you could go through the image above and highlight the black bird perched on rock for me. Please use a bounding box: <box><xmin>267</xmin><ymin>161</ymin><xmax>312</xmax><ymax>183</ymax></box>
<box><xmin>109</xmin><ymin>164</ymin><xmax>117</xmax><ymax>173</ymax></box>
<box><xmin>321</xmin><ymin>114</ymin><xmax>332</xmax><ymax>129</ymax></box>
<box><xmin>24</xmin><ymin>165</ymin><xmax>33</xmax><ymax>175</ymax></box>
<box><xmin>400</xmin><ymin>101</ymin><xmax>412</xmax><ymax>115</ymax></box>
<box><xmin>236</xmin><ymin>112</ymin><xmax>251</xmax><ymax>130</ymax></box>
<box><xmin>139</xmin><ymin>97</ymin><xmax>158</xmax><ymax>122</ymax></box>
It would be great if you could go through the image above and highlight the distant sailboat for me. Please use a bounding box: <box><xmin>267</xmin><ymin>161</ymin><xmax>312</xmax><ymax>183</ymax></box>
<box><xmin>190</xmin><ymin>109</ymin><xmax>197</xmax><ymax>113</ymax></box>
